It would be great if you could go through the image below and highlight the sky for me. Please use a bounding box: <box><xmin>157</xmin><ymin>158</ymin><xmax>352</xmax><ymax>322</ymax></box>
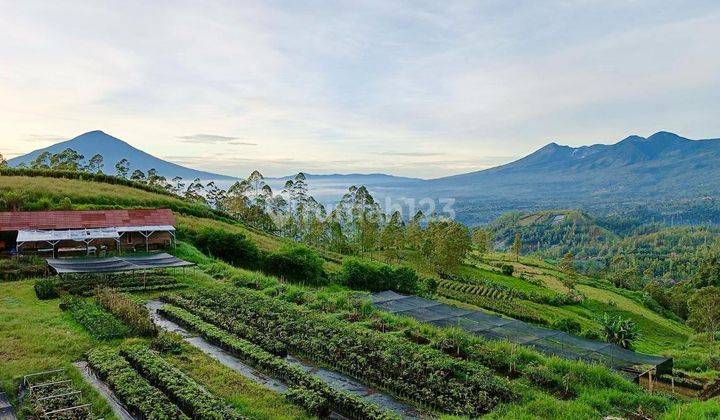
<box><xmin>1</xmin><ymin>1</ymin><xmax>719</xmax><ymax>179</ymax></box>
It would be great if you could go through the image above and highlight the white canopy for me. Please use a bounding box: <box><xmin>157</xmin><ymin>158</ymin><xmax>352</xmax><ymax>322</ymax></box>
<box><xmin>17</xmin><ymin>228</ymin><xmax>120</xmax><ymax>243</ymax></box>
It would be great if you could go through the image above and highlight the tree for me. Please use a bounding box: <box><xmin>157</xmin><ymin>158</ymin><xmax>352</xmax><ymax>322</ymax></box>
<box><xmin>30</xmin><ymin>151</ymin><xmax>52</xmax><ymax>169</ymax></box>
<box><xmin>49</xmin><ymin>148</ymin><xmax>84</xmax><ymax>171</ymax></box>
<box><xmin>205</xmin><ymin>181</ymin><xmax>226</xmax><ymax>209</ymax></box>
<box><xmin>380</xmin><ymin>211</ymin><xmax>405</xmax><ymax>261</ymax></box>
<box><xmin>511</xmin><ymin>232</ymin><xmax>522</xmax><ymax>262</ymax></box>
<box><xmin>87</xmin><ymin>154</ymin><xmax>104</xmax><ymax>173</ymax></box>
<box><xmin>472</xmin><ymin>228</ymin><xmax>492</xmax><ymax>255</ymax></box>
<box><xmin>0</xmin><ymin>153</ymin><xmax>7</xmax><ymax>168</ymax></box>
<box><xmin>115</xmin><ymin>159</ymin><xmax>130</xmax><ymax>178</ymax></box>
<box><xmin>559</xmin><ymin>251</ymin><xmax>575</xmax><ymax>274</ymax></box>
<box><xmin>130</xmin><ymin>169</ymin><xmax>146</xmax><ymax>183</ymax></box>
<box><xmin>184</xmin><ymin>178</ymin><xmax>206</xmax><ymax>203</ymax></box>
<box><xmin>600</xmin><ymin>314</ymin><xmax>639</xmax><ymax>349</ymax></box>
<box><xmin>170</xmin><ymin>176</ymin><xmax>185</xmax><ymax>195</ymax></box>
<box><xmin>146</xmin><ymin>168</ymin><xmax>166</xmax><ymax>186</ymax></box>
<box><xmin>687</xmin><ymin>286</ymin><xmax>720</xmax><ymax>334</ymax></box>
<box><xmin>424</xmin><ymin>220</ymin><xmax>471</xmax><ymax>274</ymax></box>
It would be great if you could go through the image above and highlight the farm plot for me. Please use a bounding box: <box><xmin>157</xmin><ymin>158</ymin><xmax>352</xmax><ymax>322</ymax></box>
<box><xmin>149</xmin><ymin>301</ymin><xmax>403</xmax><ymax>419</ymax></box>
<box><xmin>86</xmin><ymin>345</ymin><xmax>243</xmax><ymax>419</ymax></box>
<box><xmin>35</xmin><ymin>273</ymin><xmax>185</xmax><ymax>300</ymax></box>
<box><xmin>161</xmin><ymin>288</ymin><xmax>518</xmax><ymax>417</ymax></box>
<box><xmin>19</xmin><ymin>369</ymin><xmax>98</xmax><ymax>419</ymax></box>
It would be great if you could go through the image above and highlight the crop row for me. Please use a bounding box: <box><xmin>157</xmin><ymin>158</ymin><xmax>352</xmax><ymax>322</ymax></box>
<box><xmin>168</xmin><ymin>288</ymin><xmax>517</xmax><ymax>416</ymax></box>
<box><xmin>167</xmin><ymin>294</ymin><xmax>287</xmax><ymax>355</ymax></box>
<box><xmin>60</xmin><ymin>297</ymin><xmax>130</xmax><ymax>339</ymax></box>
<box><xmin>35</xmin><ymin>275</ymin><xmax>184</xmax><ymax>300</ymax></box>
<box><xmin>159</xmin><ymin>304</ymin><xmax>395</xmax><ymax>419</ymax></box>
<box><xmin>438</xmin><ymin>278</ymin><xmax>512</xmax><ymax>300</ymax></box>
<box><xmin>119</xmin><ymin>344</ymin><xmax>243</xmax><ymax>419</ymax></box>
<box><xmin>62</xmin><ymin>274</ymin><xmax>183</xmax><ymax>295</ymax></box>
<box><xmin>438</xmin><ymin>287</ymin><xmax>549</xmax><ymax>325</ymax></box>
<box><xmin>86</xmin><ymin>348</ymin><xmax>187</xmax><ymax>419</ymax></box>
<box><xmin>94</xmin><ymin>288</ymin><xmax>157</xmax><ymax>337</ymax></box>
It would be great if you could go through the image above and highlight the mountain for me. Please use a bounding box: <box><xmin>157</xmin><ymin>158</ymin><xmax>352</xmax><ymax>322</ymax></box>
<box><xmin>8</xmin><ymin>130</ymin><xmax>236</xmax><ymax>180</ymax></box>
<box><xmin>416</xmin><ymin>131</ymin><xmax>720</xmax><ymax>224</ymax></box>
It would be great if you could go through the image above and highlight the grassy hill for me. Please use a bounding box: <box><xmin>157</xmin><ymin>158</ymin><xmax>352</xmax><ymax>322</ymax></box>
<box><xmin>1</xmin><ymin>172</ymin><xmax>719</xmax><ymax>418</ymax></box>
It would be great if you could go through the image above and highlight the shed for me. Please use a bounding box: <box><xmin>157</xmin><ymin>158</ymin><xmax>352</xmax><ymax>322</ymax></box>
<box><xmin>0</xmin><ymin>209</ymin><xmax>177</xmax><ymax>257</ymax></box>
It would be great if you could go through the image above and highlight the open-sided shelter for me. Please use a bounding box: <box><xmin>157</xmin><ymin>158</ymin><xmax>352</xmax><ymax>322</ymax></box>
<box><xmin>0</xmin><ymin>209</ymin><xmax>177</xmax><ymax>257</ymax></box>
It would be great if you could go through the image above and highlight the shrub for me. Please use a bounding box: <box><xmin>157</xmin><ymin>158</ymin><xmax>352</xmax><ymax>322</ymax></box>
<box><xmin>170</xmin><ymin>288</ymin><xmax>517</xmax><ymax>416</ymax></box>
<box><xmin>61</xmin><ymin>297</ymin><xmax>130</xmax><ymax>339</ymax></box>
<box><xmin>265</xmin><ymin>244</ymin><xmax>327</xmax><ymax>286</ymax></box>
<box><xmin>120</xmin><ymin>344</ymin><xmax>242</xmax><ymax>419</ymax></box>
<box><xmin>501</xmin><ymin>264</ymin><xmax>514</xmax><ymax>276</ymax></box>
<box><xmin>151</xmin><ymin>332</ymin><xmax>185</xmax><ymax>354</ymax></box>
<box><xmin>34</xmin><ymin>278</ymin><xmax>59</xmax><ymax>299</ymax></box>
<box><xmin>94</xmin><ymin>288</ymin><xmax>157</xmax><ymax>336</ymax></box>
<box><xmin>339</xmin><ymin>258</ymin><xmax>420</xmax><ymax>294</ymax></box>
<box><xmin>551</xmin><ymin>318</ymin><xmax>582</xmax><ymax>335</ymax></box>
<box><xmin>599</xmin><ymin>314</ymin><xmax>639</xmax><ymax>349</ymax></box>
<box><xmin>180</xmin><ymin>226</ymin><xmax>262</xmax><ymax>269</ymax></box>
<box><xmin>159</xmin><ymin>303</ymin><xmax>398</xmax><ymax>419</ymax></box>
<box><xmin>284</xmin><ymin>387</ymin><xmax>329</xmax><ymax>417</ymax></box>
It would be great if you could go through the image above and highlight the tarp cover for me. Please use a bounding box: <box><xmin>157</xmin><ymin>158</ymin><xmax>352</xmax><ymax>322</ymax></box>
<box><xmin>17</xmin><ymin>228</ymin><xmax>120</xmax><ymax>243</ymax></box>
<box><xmin>47</xmin><ymin>253</ymin><xmax>193</xmax><ymax>274</ymax></box>
<box><xmin>370</xmin><ymin>291</ymin><xmax>672</xmax><ymax>377</ymax></box>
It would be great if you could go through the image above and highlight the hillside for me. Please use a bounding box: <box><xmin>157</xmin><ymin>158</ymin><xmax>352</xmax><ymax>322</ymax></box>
<box><xmin>1</xmin><ymin>172</ymin><xmax>719</xmax><ymax>418</ymax></box>
<box><xmin>8</xmin><ymin>130</ymin><xmax>235</xmax><ymax>180</ymax></box>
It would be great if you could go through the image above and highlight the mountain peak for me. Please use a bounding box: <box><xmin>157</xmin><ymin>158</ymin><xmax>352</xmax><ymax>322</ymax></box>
<box><xmin>8</xmin><ymin>130</ymin><xmax>235</xmax><ymax>180</ymax></box>
<box><xmin>646</xmin><ymin>131</ymin><xmax>684</xmax><ymax>142</ymax></box>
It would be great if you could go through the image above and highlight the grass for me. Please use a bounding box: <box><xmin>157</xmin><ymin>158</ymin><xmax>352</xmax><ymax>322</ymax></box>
<box><xmin>0</xmin><ymin>175</ymin><xmax>190</xmax><ymax>209</ymax></box>
<box><xmin>0</xmin><ymin>280</ymin><xmax>116</xmax><ymax>418</ymax></box>
<box><xmin>165</xmin><ymin>347</ymin><xmax>310</xmax><ymax>420</ymax></box>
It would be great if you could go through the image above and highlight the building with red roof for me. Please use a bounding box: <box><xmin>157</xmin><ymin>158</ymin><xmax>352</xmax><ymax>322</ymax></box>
<box><xmin>0</xmin><ymin>209</ymin><xmax>176</xmax><ymax>257</ymax></box>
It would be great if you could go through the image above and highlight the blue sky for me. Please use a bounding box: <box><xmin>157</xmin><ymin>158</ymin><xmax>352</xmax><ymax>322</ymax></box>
<box><xmin>1</xmin><ymin>0</ymin><xmax>719</xmax><ymax>178</ymax></box>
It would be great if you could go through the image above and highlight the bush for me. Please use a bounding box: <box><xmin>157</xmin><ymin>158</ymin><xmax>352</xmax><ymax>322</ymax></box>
<box><xmin>600</xmin><ymin>314</ymin><xmax>639</xmax><ymax>349</ymax></box>
<box><xmin>284</xmin><ymin>388</ymin><xmax>329</xmax><ymax>417</ymax></box>
<box><xmin>61</xmin><ymin>297</ymin><xmax>130</xmax><ymax>339</ymax></box>
<box><xmin>180</xmin><ymin>226</ymin><xmax>262</xmax><ymax>269</ymax></box>
<box><xmin>95</xmin><ymin>288</ymin><xmax>157</xmax><ymax>337</ymax></box>
<box><xmin>339</xmin><ymin>258</ymin><xmax>420</xmax><ymax>294</ymax></box>
<box><xmin>551</xmin><ymin>318</ymin><xmax>582</xmax><ymax>335</ymax></box>
<box><xmin>264</xmin><ymin>244</ymin><xmax>327</xmax><ymax>286</ymax></box>
<box><xmin>34</xmin><ymin>278</ymin><xmax>59</xmax><ymax>299</ymax></box>
<box><xmin>501</xmin><ymin>264</ymin><xmax>514</xmax><ymax>276</ymax></box>
<box><xmin>151</xmin><ymin>332</ymin><xmax>185</xmax><ymax>354</ymax></box>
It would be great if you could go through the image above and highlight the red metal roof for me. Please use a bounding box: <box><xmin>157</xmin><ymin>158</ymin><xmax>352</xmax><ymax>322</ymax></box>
<box><xmin>0</xmin><ymin>209</ymin><xmax>176</xmax><ymax>231</ymax></box>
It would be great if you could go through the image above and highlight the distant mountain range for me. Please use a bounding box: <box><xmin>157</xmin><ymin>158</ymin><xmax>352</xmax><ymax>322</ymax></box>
<box><xmin>8</xmin><ymin>130</ymin><xmax>720</xmax><ymax>225</ymax></box>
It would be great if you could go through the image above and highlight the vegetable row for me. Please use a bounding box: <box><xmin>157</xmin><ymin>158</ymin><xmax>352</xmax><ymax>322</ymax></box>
<box><xmin>165</xmin><ymin>288</ymin><xmax>517</xmax><ymax>416</ymax></box>
<box><xmin>159</xmin><ymin>303</ymin><xmax>396</xmax><ymax>420</ymax></box>
<box><xmin>119</xmin><ymin>344</ymin><xmax>243</xmax><ymax>419</ymax></box>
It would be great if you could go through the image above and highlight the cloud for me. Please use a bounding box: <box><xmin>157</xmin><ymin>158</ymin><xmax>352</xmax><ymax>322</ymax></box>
<box><xmin>1</xmin><ymin>1</ymin><xmax>719</xmax><ymax>178</ymax></box>
<box><xmin>379</xmin><ymin>151</ymin><xmax>444</xmax><ymax>157</ymax></box>
<box><xmin>177</xmin><ymin>134</ymin><xmax>257</xmax><ymax>145</ymax></box>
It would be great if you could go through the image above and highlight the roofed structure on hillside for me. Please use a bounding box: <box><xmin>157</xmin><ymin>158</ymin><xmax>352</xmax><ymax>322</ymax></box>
<box><xmin>0</xmin><ymin>209</ymin><xmax>177</xmax><ymax>257</ymax></box>
<box><xmin>0</xmin><ymin>209</ymin><xmax>175</xmax><ymax>231</ymax></box>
